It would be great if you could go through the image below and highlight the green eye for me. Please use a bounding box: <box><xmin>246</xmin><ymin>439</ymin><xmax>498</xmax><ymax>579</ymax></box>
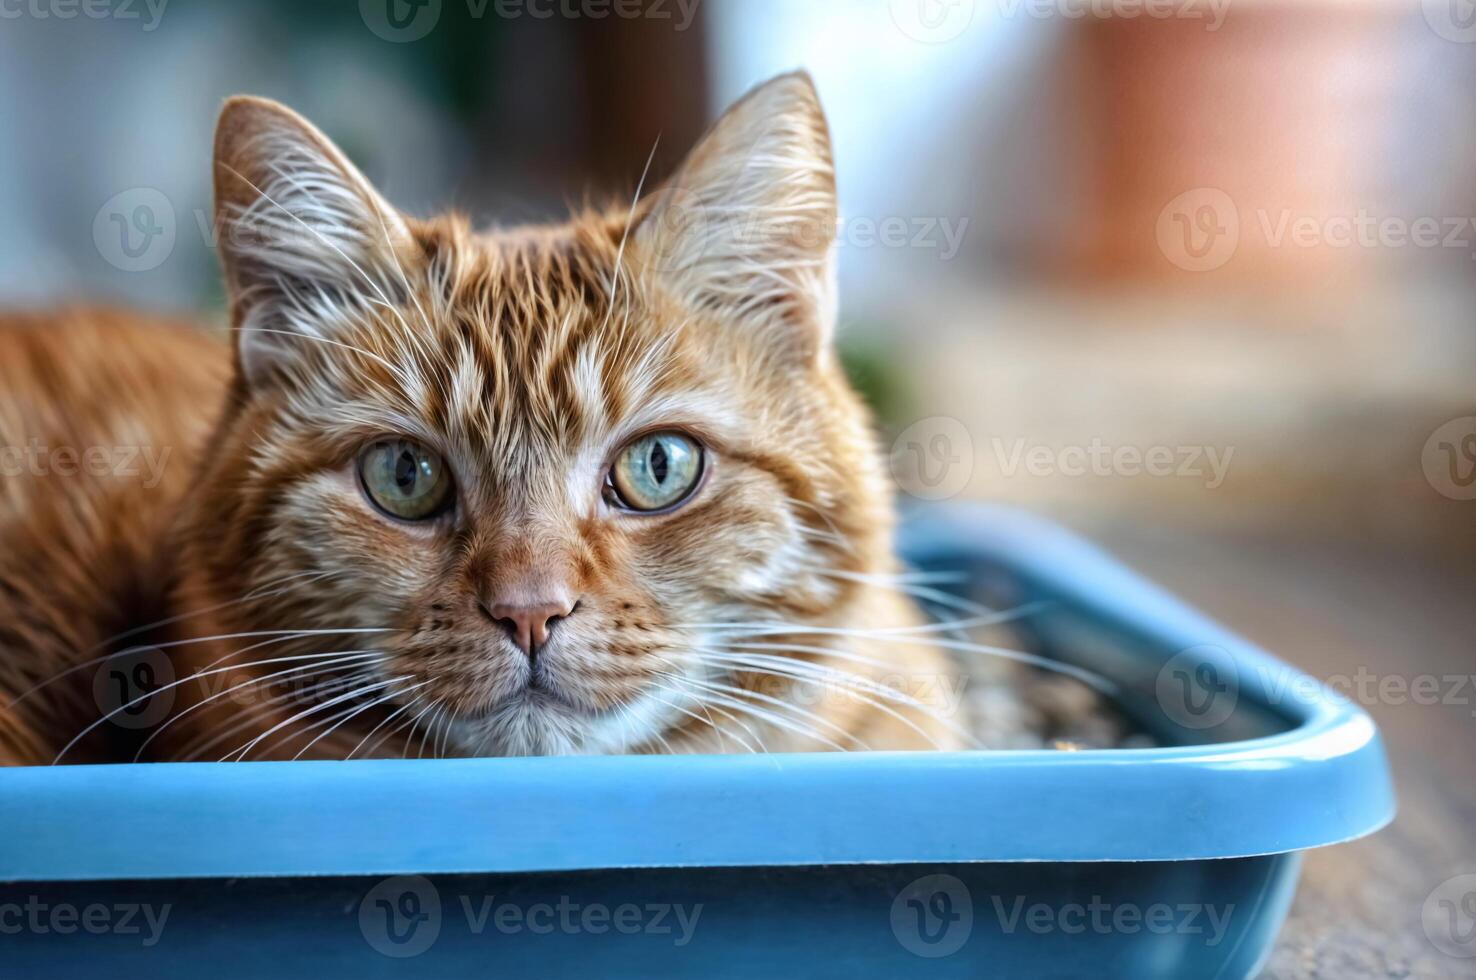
<box><xmin>359</xmin><ymin>439</ymin><xmax>453</xmax><ymax>521</ymax></box>
<box><xmin>609</xmin><ymin>432</ymin><xmax>704</xmax><ymax>512</ymax></box>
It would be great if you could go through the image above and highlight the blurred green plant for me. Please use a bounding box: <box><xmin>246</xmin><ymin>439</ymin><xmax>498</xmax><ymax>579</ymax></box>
<box><xmin>835</xmin><ymin>321</ymin><xmax>915</xmax><ymax>431</ymax></box>
<box><xmin>265</xmin><ymin>2</ymin><xmax>499</xmax><ymax>122</ymax></box>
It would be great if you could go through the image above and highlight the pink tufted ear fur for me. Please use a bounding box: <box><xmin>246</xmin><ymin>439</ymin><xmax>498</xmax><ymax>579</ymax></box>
<box><xmin>633</xmin><ymin>71</ymin><xmax>839</xmax><ymax>359</ymax></box>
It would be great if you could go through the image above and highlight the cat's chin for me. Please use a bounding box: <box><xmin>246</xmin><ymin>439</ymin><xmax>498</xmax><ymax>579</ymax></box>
<box><xmin>442</xmin><ymin>688</ymin><xmax>612</xmax><ymax>757</ymax></box>
<box><xmin>443</xmin><ymin>683</ymin><xmax>683</xmax><ymax>758</ymax></box>
<box><xmin>445</xmin><ymin>689</ymin><xmax>581</xmax><ymax>757</ymax></box>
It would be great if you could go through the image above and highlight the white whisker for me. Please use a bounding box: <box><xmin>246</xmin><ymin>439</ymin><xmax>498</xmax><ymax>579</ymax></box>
<box><xmin>697</xmin><ymin>649</ymin><xmax>973</xmax><ymax>750</ymax></box>
<box><xmin>50</xmin><ymin>648</ymin><xmax>383</xmax><ymax>764</ymax></box>
<box><xmin>347</xmin><ymin>694</ymin><xmax>427</xmax><ymax>760</ymax></box>
<box><xmin>132</xmin><ymin>651</ymin><xmax>381</xmax><ymax>761</ymax></box>
<box><xmin>677</xmin><ymin>673</ymin><xmax>866</xmax><ymax>752</ymax></box>
<box><xmin>223</xmin><ymin>674</ymin><xmax>400</xmax><ymax>762</ymax></box>
<box><xmin>292</xmin><ymin>680</ymin><xmax>429</xmax><ymax>761</ymax></box>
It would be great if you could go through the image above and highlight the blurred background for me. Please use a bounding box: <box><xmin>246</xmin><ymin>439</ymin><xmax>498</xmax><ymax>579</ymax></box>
<box><xmin>1</xmin><ymin>1</ymin><xmax>1473</xmax><ymax>974</ymax></box>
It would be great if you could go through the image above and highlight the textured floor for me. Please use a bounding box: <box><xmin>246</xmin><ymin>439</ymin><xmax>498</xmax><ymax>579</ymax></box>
<box><xmin>1091</xmin><ymin>524</ymin><xmax>1476</xmax><ymax>979</ymax></box>
<box><xmin>897</xmin><ymin>285</ymin><xmax>1476</xmax><ymax>977</ymax></box>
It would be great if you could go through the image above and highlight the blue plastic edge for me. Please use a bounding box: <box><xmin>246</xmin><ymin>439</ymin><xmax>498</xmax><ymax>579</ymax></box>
<box><xmin>0</xmin><ymin>506</ymin><xmax>1396</xmax><ymax>882</ymax></box>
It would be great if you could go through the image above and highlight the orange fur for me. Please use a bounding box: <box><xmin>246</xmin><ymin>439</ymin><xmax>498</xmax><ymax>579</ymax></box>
<box><xmin>0</xmin><ymin>308</ymin><xmax>229</xmax><ymax>764</ymax></box>
<box><xmin>0</xmin><ymin>73</ymin><xmax>967</xmax><ymax>763</ymax></box>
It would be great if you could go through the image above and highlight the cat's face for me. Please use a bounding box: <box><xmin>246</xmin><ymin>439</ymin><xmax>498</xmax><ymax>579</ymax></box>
<box><xmin>195</xmin><ymin>74</ymin><xmax>893</xmax><ymax>755</ymax></box>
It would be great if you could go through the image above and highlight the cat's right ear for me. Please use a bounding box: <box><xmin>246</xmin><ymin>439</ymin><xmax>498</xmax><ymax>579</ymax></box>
<box><xmin>213</xmin><ymin>96</ymin><xmax>413</xmax><ymax>388</ymax></box>
<box><xmin>632</xmin><ymin>71</ymin><xmax>838</xmax><ymax>364</ymax></box>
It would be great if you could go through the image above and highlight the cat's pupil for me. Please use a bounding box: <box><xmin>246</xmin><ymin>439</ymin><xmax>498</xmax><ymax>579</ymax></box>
<box><xmin>649</xmin><ymin>441</ymin><xmax>668</xmax><ymax>485</ymax></box>
<box><xmin>394</xmin><ymin>450</ymin><xmax>417</xmax><ymax>494</ymax></box>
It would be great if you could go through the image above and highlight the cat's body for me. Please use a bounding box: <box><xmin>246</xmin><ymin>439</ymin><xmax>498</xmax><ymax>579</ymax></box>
<box><xmin>0</xmin><ymin>74</ymin><xmax>969</xmax><ymax>765</ymax></box>
<box><xmin>0</xmin><ymin>309</ymin><xmax>229</xmax><ymax>763</ymax></box>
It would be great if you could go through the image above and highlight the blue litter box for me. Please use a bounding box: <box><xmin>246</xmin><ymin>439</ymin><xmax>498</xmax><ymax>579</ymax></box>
<box><xmin>0</xmin><ymin>506</ymin><xmax>1394</xmax><ymax>978</ymax></box>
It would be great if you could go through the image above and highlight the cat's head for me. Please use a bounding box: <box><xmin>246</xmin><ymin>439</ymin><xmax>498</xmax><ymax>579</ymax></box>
<box><xmin>191</xmin><ymin>72</ymin><xmax>897</xmax><ymax>755</ymax></box>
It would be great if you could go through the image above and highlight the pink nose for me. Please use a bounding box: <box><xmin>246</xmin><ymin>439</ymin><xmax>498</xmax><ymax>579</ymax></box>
<box><xmin>481</xmin><ymin>594</ymin><xmax>577</xmax><ymax>657</ymax></box>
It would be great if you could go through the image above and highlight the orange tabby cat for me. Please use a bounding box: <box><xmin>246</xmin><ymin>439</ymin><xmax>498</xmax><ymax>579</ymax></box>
<box><xmin>0</xmin><ymin>73</ymin><xmax>968</xmax><ymax>764</ymax></box>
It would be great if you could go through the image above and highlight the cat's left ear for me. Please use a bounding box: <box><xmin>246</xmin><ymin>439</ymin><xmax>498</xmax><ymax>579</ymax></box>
<box><xmin>213</xmin><ymin>96</ymin><xmax>414</xmax><ymax>388</ymax></box>
<box><xmin>633</xmin><ymin>71</ymin><xmax>838</xmax><ymax>360</ymax></box>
